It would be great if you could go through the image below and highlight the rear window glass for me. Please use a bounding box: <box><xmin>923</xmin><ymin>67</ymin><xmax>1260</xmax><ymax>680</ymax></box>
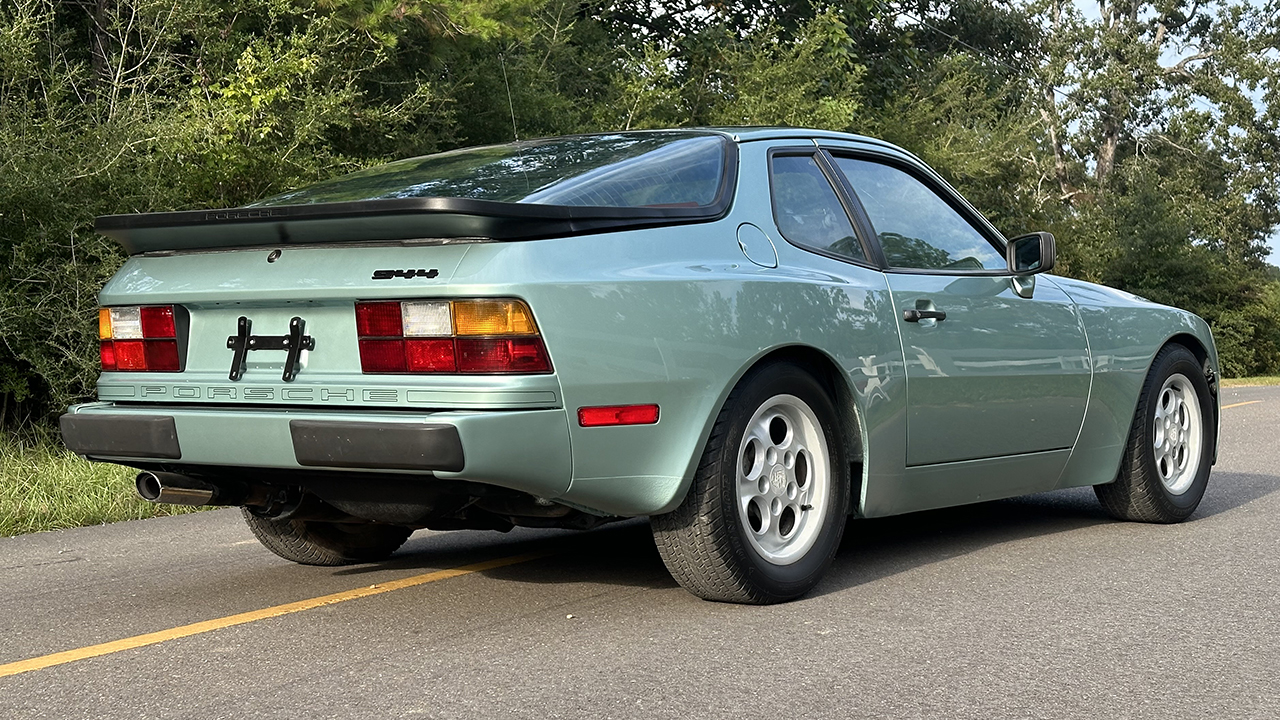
<box><xmin>252</xmin><ymin>132</ymin><xmax>729</xmax><ymax>209</ymax></box>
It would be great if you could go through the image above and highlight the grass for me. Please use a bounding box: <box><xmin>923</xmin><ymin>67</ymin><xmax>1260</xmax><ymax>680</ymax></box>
<box><xmin>1221</xmin><ymin>376</ymin><xmax>1280</xmax><ymax>387</ymax></box>
<box><xmin>1</xmin><ymin>431</ymin><xmax>200</xmax><ymax>537</ymax></box>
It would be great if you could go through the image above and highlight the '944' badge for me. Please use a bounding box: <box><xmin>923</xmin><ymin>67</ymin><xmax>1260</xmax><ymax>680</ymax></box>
<box><xmin>372</xmin><ymin>268</ymin><xmax>440</xmax><ymax>280</ymax></box>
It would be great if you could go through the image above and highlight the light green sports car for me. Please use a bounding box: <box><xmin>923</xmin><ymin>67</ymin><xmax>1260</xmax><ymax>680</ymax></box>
<box><xmin>61</xmin><ymin>128</ymin><xmax>1219</xmax><ymax>604</ymax></box>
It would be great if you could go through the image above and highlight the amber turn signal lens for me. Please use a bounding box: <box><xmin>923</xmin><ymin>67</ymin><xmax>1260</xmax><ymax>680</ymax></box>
<box><xmin>453</xmin><ymin>300</ymin><xmax>538</xmax><ymax>336</ymax></box>
<box><xmin>98</xmin><ymin>308</ymin><xmax>113</xmax><ymax>340</ymax></box>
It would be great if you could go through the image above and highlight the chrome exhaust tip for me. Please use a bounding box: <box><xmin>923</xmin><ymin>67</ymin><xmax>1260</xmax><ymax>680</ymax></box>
<box><xmin>135</xmin><ymin>471</ymin><xmax>214</xmax><ymax>506</ymax></box>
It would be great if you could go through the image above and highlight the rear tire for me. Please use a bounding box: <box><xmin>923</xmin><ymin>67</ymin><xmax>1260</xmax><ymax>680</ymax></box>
<box><xmin>241</xmin><ymin>509</ymin><xmax>413</xmax><ymax>566</ymax></box>
<box><xmin>652</xmin><ymin>362</ymin><xmax>849</xmax><ymax>604</ymax></box>
<box><xmin>1095</xmin><ymin>344</ymin><xmax>1215</xmax><ymax>523</ymax></box>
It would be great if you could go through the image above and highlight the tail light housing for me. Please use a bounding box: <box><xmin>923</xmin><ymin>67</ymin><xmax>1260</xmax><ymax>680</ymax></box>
<box><xmin>99</xmin><ymin>306</ymin><xmax>183</xmax><ymax>372</ymax></box>
<box><xmin>356</xmin><ymin>299</ymin><xmax>552</xmax><ymax>374</ymax></box>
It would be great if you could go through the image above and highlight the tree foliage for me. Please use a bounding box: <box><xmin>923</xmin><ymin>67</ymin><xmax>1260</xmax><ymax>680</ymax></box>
<box><xmin>1</xmin><ymin>0</ymin><xmax>1278</xmax><ymax>428</ymax></box>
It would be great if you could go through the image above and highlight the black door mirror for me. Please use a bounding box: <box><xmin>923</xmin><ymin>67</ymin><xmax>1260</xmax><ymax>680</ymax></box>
<box><xmin>1007</xmin><ymin>232</ymin><xmax>1056</xmax><ymax>275</ymax></box>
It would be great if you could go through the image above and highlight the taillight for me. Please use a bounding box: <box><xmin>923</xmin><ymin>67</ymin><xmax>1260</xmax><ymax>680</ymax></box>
<box><xmin>99</xmin><ymin>306</ymin><xmax>181</xmax><ymax>372</ymax></box>
<box><xmin>355</xmin><ymin>299</ymin><xmax>552</xmax><ymax>374</ymax></box>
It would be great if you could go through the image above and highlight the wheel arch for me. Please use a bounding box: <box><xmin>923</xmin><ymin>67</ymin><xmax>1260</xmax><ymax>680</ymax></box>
<box><xmin>1165</xmin><ymin>332</ymin><xmax>1209</xmax><ymax>366</ymax></box>
<box><xmin>686</xmin><ymin>344</ymin><xmax>866</xmax><ymax>514</ymax></box>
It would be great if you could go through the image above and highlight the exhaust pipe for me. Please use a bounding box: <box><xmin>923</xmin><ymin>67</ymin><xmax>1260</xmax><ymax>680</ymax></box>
<box><xmin>136</xmin><ymin>471</ymin><xmax>214</xmax><ymax>506</ymax></box>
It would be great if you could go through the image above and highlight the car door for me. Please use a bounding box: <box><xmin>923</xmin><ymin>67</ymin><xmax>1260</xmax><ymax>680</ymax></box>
<box><xmin>823</xmin><ymin>149</ymin><xmax>1091</xmax><ymax>473</ymax></box>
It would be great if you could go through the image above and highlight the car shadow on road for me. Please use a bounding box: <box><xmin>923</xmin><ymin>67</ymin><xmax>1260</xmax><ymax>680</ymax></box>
<box><xmin>815</xmin><ymin>469</ymin><xmax>1278</xmax><ymax>599</ymax></box>
<box><xmin>332</xmin><ymin>470</ymin><xmax>1279</xmax><ymax>599</ymax></box>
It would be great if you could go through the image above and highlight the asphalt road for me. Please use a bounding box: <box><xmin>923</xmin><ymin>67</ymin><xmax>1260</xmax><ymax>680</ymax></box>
<box><xmin>2</xmin><ymin>386</ymin><xmax>1278</xmax><ymax>719</ymax></box>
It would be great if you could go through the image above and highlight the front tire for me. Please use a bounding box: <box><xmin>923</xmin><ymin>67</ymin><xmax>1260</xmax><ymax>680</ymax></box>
<box><xmin>652</xmin><ymin>362</ymin><xmax>849</xmax><ymax>604</ymax></box>
<box><xmin>1095</xmin><ymin>344</ymin><xmax>1216</xmax><ymax>523</ymax></box>
<box><xmin>242</xmin><ymin>509</ymin><xmax>413</xmax><ymax>566</ymax></box>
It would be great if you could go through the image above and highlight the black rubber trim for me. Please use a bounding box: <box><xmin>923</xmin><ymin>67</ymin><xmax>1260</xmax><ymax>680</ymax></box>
<box><xmin>59</xmin><ymin>413</ymin><xmax>182</xmax><ymax>459</ymax></box>
<box><xmin>765</xmin><ymin>146</ymin><xmax>880</xmax><ymax>269</ymax></box>
<box><xmin>290</xmin><ymin>420</ymin><xmax>465</xmax><ymax>472</ymax></box>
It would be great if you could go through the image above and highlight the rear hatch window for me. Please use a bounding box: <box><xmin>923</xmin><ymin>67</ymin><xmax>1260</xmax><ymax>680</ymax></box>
<box><xmin>252</xmin><ymin>132</ymin><xmax>730</xmax><ymax>209</ymax></box>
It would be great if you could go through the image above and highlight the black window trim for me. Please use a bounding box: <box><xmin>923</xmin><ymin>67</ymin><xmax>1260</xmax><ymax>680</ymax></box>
<box><xmin>765</xmin><ymin>145</ymin><xmax>881</xmax><ymax>271</ymax></box>
<box><xmin>819</xmin><ymin>146</ymin><xmax>1013</xmax><ymax>277</ymax></box>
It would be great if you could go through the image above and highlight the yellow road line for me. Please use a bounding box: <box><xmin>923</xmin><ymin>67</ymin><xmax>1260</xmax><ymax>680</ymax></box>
<box><xmin>0</xmin><ymin>551</ymin><xmax>546</xmax><ymax>679</ymax></box>
<box><xmin>1222</xmin><ymin>400</ymin><xmax>1262</xmax><ymax>410</ymax></box>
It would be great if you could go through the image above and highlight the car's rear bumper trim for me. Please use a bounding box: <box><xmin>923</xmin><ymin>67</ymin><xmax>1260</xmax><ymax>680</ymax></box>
<box><xmin>59</xmin><ymin>413</ymin><xmax>182</xmax><ymax>459</ymax></box>
<box><xmin>289</xmin><ymin>420</ymin><xmax>465</xmax><ymax>472</ymax></box>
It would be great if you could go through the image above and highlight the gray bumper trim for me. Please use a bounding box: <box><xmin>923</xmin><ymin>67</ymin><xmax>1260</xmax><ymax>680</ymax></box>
<box><xmin>59</xmin><ymin>413</ymin><xmax>182</xmax><ymax>459</ymax></box>
<box><xmin>289</xmin><ymin>420</ymin><xmax>465</xmax><ymax>472</ymax></box>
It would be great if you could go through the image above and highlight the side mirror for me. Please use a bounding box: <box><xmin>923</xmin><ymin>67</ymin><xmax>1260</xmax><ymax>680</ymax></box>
<box><xmin>1007</xmin><ymin>232</ymin><xmax>1056</xmax><ymax>275</ymax></box>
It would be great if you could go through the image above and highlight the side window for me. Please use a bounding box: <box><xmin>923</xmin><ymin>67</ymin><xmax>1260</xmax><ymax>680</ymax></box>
<box><xmin>832</xmin><ymin>157</ymin><xmax>1005</xmax><ymax>271</ymax></box>
<box><xmin>769</xmin><ymin>154</ymin><xmax>866</xmax><ymax>262</ymax></box>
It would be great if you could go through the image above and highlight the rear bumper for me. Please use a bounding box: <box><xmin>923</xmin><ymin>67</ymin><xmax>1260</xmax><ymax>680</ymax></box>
<box><xmin>61</xmin><ymin>403</ymin><xmax>572</xmax><ymax>500</ymax></box>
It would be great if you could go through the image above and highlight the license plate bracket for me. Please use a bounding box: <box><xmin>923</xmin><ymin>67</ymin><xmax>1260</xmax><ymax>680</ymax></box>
<box><xmin>226</xmin><ymin>316</ymin><xmax>316</xmax><ymax>382</ymax></box>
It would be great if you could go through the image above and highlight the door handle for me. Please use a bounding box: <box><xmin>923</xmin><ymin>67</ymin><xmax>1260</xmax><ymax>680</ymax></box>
<box><xmin>903</xmin><ymin>309</ymin><xmax>947</xmax><ymax>323</ymax></box>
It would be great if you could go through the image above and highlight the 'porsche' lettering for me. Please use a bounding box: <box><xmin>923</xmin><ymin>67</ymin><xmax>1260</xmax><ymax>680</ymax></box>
<box><xmin>208</xmin><ymin>387</ymin><xmax>236</xmax><ymax>399</ymax></box>
<box><xmin>141</xmin><ymin>385</ymin><xmax>166</xmax><ymax>398</ymax></box>
<box><xmin>372</xmin><ymin>268</ymin><xmax>440</xmax><ymax>280</ymax></box>
<box><xmin>243</xmin><ymin>387</ymin><xmax>275</xmax><ymax>400</ymax></box>
<box><xmin>173</xmin><ymin>387</ymin><xmax>200</xmax><ymax>399</ymax></box>
<box><xmin>204</xmin><ymin>209</ymin><xmax>282</xmax><ymax>221</ymax></box>
<box><xmin>282</xmin><ymin>388</ymin><xmax>314</xmax><ymax>401</ymax></box>
<box><xmin>322</xmin><ymin>388</ymin><xmax>355</xmax><ymax>402</ymax></box>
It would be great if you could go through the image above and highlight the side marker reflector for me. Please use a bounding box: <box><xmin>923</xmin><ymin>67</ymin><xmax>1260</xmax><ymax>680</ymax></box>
<box><xmin>577</xmin><ymin>404</ymin><xmax>660</xmax><ymax>427</ymax></box>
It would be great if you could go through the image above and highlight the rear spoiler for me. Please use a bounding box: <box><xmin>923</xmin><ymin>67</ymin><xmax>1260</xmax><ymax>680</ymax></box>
<box><xmin>96</xmin><ymin>197</ymin><xmax>727</xmax><ymax>255</ymax></box>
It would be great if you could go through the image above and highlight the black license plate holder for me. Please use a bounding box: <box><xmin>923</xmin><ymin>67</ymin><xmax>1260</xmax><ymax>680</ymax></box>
<box><xmin>226</xmin><ymin>316</ymin><xmax>316</xmax><ymax>382</ymax></box>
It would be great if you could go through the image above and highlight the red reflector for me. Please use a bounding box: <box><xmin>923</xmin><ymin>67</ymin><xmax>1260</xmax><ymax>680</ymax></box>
<box><xmin>100</xmin><ymin>341</ymin><xmax>117</xmax><ymax>371</ymax></box>
<box><xmin>140</xmin><ymin>306</ymin><xmax>176</xmax><ymax>338</ymax></box>
<box><xmin>406</xmin><ymin>339</ymin><xmax>457</xmax><ymax>372</ymax></box>
<box><xmin>114</xmin><ymin>340</ymin><xmax>147</xmax><ymax>371</ymax></box>
<box><xmin>359</xmin><ymin>338</ymin><xmax>407</xmax><ymax>372</ymax></box>
<box><xmin>457</xmin><ymin>338</ymin><xmax>551</xmax><ymax>373</ymax></box>
<box><xmin>578</xmin><ymin>404</ymin><xmax>660</xmax><ymax>427</ymax></box>
<box><xmin>356</xmin><ymin>302</ymin><xmax>404</xmax><ymax>337</ymax></box>
<box><xmin>144</xmin><ymin>340</ymin><xmax>181</xmax><ymax>372</ymax></box>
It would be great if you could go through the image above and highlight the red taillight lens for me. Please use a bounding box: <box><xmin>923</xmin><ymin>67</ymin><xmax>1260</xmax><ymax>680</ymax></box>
<box><xmin>144</xmin><ymin>340</ymin><xmax>181</xmax><ymax>372</ymax></box>
<box><xmin>99</xmin><ymin>341</ymin><xmax>117</xmax><ymax>371</ymax></box>
<box><xmin>140</xmin><ymin>306</ymin><xmax>176</xmax><ymax>338</ymax></box>
<box><xmin>356</xmin><ymin>299</ymin><xmax>551</xmax><ymax>375</ymax></box>
<box><xmin>406</xmin><ymin>339</ymin><xmax>457</xmax><ymax>372</ymax></box>
<box><xmin>113</xmin><ymin>340</ymin><xmax>147</xmax><ymax>370</ymax></box>
<box><xmin>457</xmin><ymin>338</ymin><xmax>550</xmax><ymax>373</ymax></box>
<box><xmin>359</xmin><ymin>339</ymin><xmax>408</xmax><ymax>373</ymax></box>
<box><xmin>99</xmin><ymin>305</ymin><xmax>183</xmax><ymax>372</ymax></box>
<box><xmin>356</xmin><ymin>301</ymin><xmax>404</xmax><ymax>337</ymax></box>
<box><xmin>577</xmin><ymin>404</ymin><xmax>661</xmax><ymax>427</ymax></box>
